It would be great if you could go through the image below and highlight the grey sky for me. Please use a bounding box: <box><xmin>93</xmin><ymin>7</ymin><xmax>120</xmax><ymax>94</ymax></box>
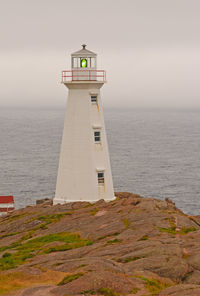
<box><xmin>1</xmin><ymin>0</ymin><xmax>200</xmax><ymax>108</ymax></box>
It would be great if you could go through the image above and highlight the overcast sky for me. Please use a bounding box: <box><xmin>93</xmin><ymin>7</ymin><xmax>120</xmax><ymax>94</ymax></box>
<box><xmin>1</xmin><ymin>0</ymin><xmax>200</xmax><ymax>109</ymax></box>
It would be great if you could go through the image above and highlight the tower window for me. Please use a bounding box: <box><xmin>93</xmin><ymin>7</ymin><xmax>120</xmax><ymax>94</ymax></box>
<box><xmin>98</xmin><ymin>172</ymin><xmax>104</xmax><ymax>185</ymax></box>
<box><xmin>94</xmin><ymin>131</ymin><xmax>101</xmax><ymax>143</ymax></box>
<box><xmin>91</xmin><ymin>95</ymin><xmax>97</xmax><ymax>103</ymax></box>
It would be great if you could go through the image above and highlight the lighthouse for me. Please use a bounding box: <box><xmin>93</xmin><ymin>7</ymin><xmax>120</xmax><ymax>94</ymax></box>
<box><xmin>53</xmin><ymin>45</ymin><xmax>115</xmax><ymax>204</ymax></box>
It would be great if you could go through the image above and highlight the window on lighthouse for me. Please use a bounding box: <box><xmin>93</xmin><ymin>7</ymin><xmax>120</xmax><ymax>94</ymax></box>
<box><xmin>91</xmin><ymin>95</ymin><xmax>97</xmax><ymax>103</ymax></box>
<box><xmin>94</xmin><ymin>131</ymin><xmax>101</xmax><ymax>143</ymax></box>
<box><xmin>98</xmin><ymin>172</ymin><xmax>104</xmax><ymax>185</ymax></box>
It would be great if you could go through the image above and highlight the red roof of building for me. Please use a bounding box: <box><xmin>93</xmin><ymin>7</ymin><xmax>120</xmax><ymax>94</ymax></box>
<box><xmin>0</xmin><ymin>196</ymin><xmax>14</xmax><ymax>204</ymax></box>
<box><xmin>0</xmin><ymin>207</ymin><xmax>14</xmax><ymax>212</ymax></box>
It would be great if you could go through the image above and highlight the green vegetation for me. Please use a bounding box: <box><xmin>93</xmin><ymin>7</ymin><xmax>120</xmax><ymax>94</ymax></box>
<box><xmin>52</xmin><ymin>262</ymin><xmax>64</xmax><ymax>267</ymax></box>
<box><xmin>0</xmin><ymin>211</ymin><xmax>73</xmax><ymax>248</ymax></box>
<box><xmin>158</xmin><ymin>226</ymin><xmax>176</xmax><ymax>235</ymax></box>
<box><xmin>123</xmin><ymin>218</ymin><xmax>130</xmax><ymax>228</ymax></box>
<box><xmin>98</xmin><ymin>288</ymin><xmax>119</xmax><ymax>296</ymax></box>
<box><xmin>159</xmin><ymin>226</ymin><xmax>196</xmax><ymax>235</ymax></box>
<box><xmin>43</xmin><ymin>242</ymin><xmax>92</xmax><ymax>254</ymax></box>
<box><xmin>0</xmin><ymin>251</ymin><xmax>34</xmax><ymax>270</ymax></box>
<box><xmin>0</xmin><ymin>232</ymin><xmax>92</xmax><ymax>270</ymax></box>
<box><xmin>84</xmin><ymin>203</ymin><xmax>93</xmax><ymax>208</ymax></box>
<box><xmin>0</xmin><ymin>211</ymin><xmax>90</xmax><ymax>271</ymax></box>
<box><xmin>38</xmin><ymin>213</ymin><xmax>72</xmax><ymax>224</ymax></box>
<box><xmin>189</xmin><ymin>217</ymin><xmax>200</xmax><ymax>226</ymax></box>
<box><xmin>106</xmin><ymin>239</ymin><xmax>122</xmax><ymax>245</ymax></box>
<box><xmin>58</xmin><ymin>272</ymin><xmax>84</xmax><ymax>285</ymax></box>
<box><xmin>0</xmin><ymin>246</ymin><xmax>11</xmax><ymax>253</ymax></box>
<box><xmin>138</xmin><ymin>235</ymin><xmax>148</xmax><ymax>241</ymax></box>
<box><xmin>82</xmin><ymin>288</ymin><xmax>119</xmax><ymax>296</ymax></box>
<box><xmin>2</xmin><ymin>252</ymin><xmax>12</xmax><ymax>258</ymax></box>
<box><xmin>39</xmin><ymin>224</ymin><xmax>48</xmax><ymax>230</ymax></box>
<box><xmin>18</xmin><ymin>233</ymin><xmax>92</xmax><ymax>254</ymax></box>
<box><xmin>97</xmin><ymin>232</ymin><xmax>120</xmax><ymax>241</ymax></box>
<box><xmin>0</xmin><ymin>232</ymin><xmax>19</xmax><ymax>240</ymax></box>
<box><xmin>81</xmin><ymin>290</ymin><xmax>96</xmax><ymax>295</ymax></box>
<box><xmin>136</xmin><ymin>276</ymin><xmax>171</xmax><ymax>295</ymax></box>
<box><xmin>179</xmin><ymin>227</ymin><xmax>196</xmax><ymax>234</ymax></box>
<box><xmin>131</xmin><ymin>287</ymin><xmax>141</xmax><ymax>294</ymax></box>
<box><xmin>0</xmin><ymin>231</ymin><xmax>35</xmax><ymax>253</ymax></box>
<box><xmin>78</xmin><ymin>264</ymin><xmax>88</xmax><ymax>268</ymax></box>
<box><xmin>30</xmin><ymin>212</ymin><xmax>73</xmax><ymax>231</ymax></box>
<box><xmin>122</xmin><ymin>255</ymin><xmax>145</xmax><ymax>263</ymax></box>
<box><xmin>0</xmin><ymin>270</ymin><xmax>68</xmax><ymax>295</ymax></box>
<box><xmin>4</xmin><ymin>213</ymin><xmax>28</xmax><ymax>222</ymax></box>
<box><xmin>183</xmin><ymin>253</ymin><xmax>189</xmax><ymax>259</ymax></box>
<box><xmin>90</xmin><ymin>208</ymin><xmax>98</xmax><ymax>216</ymax></box>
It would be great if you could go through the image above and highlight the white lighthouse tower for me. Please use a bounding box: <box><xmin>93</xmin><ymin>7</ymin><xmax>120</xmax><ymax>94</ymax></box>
<box><xmin>53</xmin><ymin>45</ymin><xmax>115</xmax><ymax>204</ymax></box>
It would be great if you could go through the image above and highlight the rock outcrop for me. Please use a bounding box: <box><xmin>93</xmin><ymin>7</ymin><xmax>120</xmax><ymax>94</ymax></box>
<box><xmin>0</xmin><ymin>192</ymin><xmax>200</xmax><ymax>296</ymax></box>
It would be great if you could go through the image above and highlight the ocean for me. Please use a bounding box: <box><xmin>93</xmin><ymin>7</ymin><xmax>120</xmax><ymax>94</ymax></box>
<box><xmin>0</xmin><ymin>107</ymin><xmax>199</xmax><ymax>215</ymax></box>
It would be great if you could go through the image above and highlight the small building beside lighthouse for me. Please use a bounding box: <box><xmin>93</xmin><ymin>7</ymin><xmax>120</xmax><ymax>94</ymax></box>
<box><xmin>53</xmin><ymin>45</ymin><xmax>115</xmax><ymax>204</ymax></box>
<box><xmin>0</xmin><ymin>196</ymin><xmax>15</xmax><ymax>216</ymax></box>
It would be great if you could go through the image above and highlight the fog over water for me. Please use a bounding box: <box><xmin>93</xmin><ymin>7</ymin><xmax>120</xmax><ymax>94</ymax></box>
<box><xmin>1</xmin><ymin>0</ymin><xmax>200</xmax><ymax>109</ymax></box>
<box><xmin>0</xmin><ymin>107</ymin><xmax>199</xmax><ymax>215</ymax></box>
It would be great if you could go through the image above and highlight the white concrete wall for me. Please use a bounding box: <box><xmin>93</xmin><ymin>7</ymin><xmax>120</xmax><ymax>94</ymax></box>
<box><xmin>54</xmin><ymin>81</ymin><xmax>115</xmax><ymax>204</ymax></box>
<box><xmin>0</xmin><ymin>203</ymin><xmax>14</xmax><ymax>208</ymax></box>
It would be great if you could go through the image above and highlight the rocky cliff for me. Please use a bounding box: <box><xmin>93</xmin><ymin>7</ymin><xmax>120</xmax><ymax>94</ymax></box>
<box><xmin>0</xmin><ymin>193</ymin><xmax>200</xmax><ymax>296</ymax></box>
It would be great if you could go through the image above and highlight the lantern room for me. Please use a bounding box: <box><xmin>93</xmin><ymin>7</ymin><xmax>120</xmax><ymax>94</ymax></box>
<box><xmin>62</xmin><ymin>45</ymin><xmax>106</xmax><ymax>82</ymax></box>
<box><xmin>71</xmin><ymin>44</ymin><xmax>97</xmax><ymax>70</ymax></box>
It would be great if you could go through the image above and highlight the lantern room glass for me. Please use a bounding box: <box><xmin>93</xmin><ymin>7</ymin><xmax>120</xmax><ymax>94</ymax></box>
<box><xmin>81</xmin><ymin>58</ymin><xmax>87</xmax><ymax>68</ymax></box>
<box><xmin>72</xmin><ymin>57</ymin><xmax>96</xmax><ymax>69</ymax></box>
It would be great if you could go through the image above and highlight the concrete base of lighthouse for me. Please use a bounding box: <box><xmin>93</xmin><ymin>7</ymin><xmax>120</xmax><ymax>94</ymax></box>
<box><xmin>53</xmin><ymin>81</ymin><xmax>115</xmax><ymax>205</ymax></box>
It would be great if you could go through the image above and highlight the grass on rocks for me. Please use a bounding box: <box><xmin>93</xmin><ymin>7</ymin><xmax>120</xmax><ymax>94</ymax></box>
<box><xmin>0</xmin><ymin>231</ymin><xmax>35</xmax><ymax>253</ymax></box>
<box><xmin>189</xmin><ymin>216</ymin><xmax>200</xmax><ymax>226</ymax></box>
<box><xmin>98</xmin><ymin>288</ymin><xmax>120</xmax><ymax>296</ymax></box>
<box><xmin>0</xmin><ymin>232</ymin><xmax>92</xmax><ymax>270</ymax></box>
<box><xmin>138</xmin><ymin>235</ymin><xmax>149</xmax><ymax>241</ymax></box>
<box><xmin>57</xmin><ymin>272</ymin><xmax>84</xmax><ymax>285</ymax></box>
<box><xmin>106</xmin><ymin>239</ymin><xmax>122</xmax><ymax>245</ymax></box>
<box><xmin>136</xmin><ymin>275</ymin><xmax>171</xmax><ymax>295</ymax></box>
<box><xmin>123</xmin><ymin>218</ymin><xmax>130</xmax><ymax>228</ymax></box>
<box><xmin>179</xmin><ymin>226</ymin><xmax>196</xmax><ymax>234</ymax></box>
<box><xmin>0</xmin><ymin>252</ymin><xmax>34</xmax><ymax>271</ymax></box>
<box><xmin>38</xmin><ymin>213</ymin><xmax>73</xmax><ymax>222</ymax></box>
<box><xmin>30</xmin><ymin>212</ymin><xmax>73</xmax><ymax>230</ymax></box>
<box><xmin>1</xmin><ymin>213</ymin><xmax>29</xmax><ymax>223</ymax></box>
<box><xmin>0</xmin><ymin>232</ymin><xmax>20</xmax><ymax>240</ymax></box>
<box><xmin>131</xmin><ymin>287</ymin><xmax>141</xmax><ymax>294</ymax></box>
<box><xmin>97</xmin><ymin>232</ymin><xmax>120</xmax><ymax>241</ymax></box>
<box><xmin>0</xmin><ymin>212</ymin><xmax>73</xmax><ymax>243</ymax></box>
<box><xmin>159</xmin><ymin>226</ymin><xmax>196</xmax><ymax>235</ymax></box>
<box><xmin>82</xmin><ymin>288</ymin><xmax>119</xmax><ymax>296</ymax></box>
<box><xmin>119</xmin><ymin>255</ymin><xmax>146</xmax><ymax>263</ymax></box>
<box><xmin>159</xmin><ymin>226</ymin><xmax>176</xmax><ymax>235</ymax></box>
<box><xmin>0</xmin><ymin>270</ymin><xmax>67</xmax><ymax>295</ymax></box>
<box><xmin>90</xmin><ymin>208</ymin><xmax>98</xmax><ymax>216</ymax></box>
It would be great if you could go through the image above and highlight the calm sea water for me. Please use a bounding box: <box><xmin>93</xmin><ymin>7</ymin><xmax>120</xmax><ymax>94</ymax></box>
<box><xmin>0</xmin><ymin>107</ymin><xmax>200</xmax><ymax>215</ymax></box>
